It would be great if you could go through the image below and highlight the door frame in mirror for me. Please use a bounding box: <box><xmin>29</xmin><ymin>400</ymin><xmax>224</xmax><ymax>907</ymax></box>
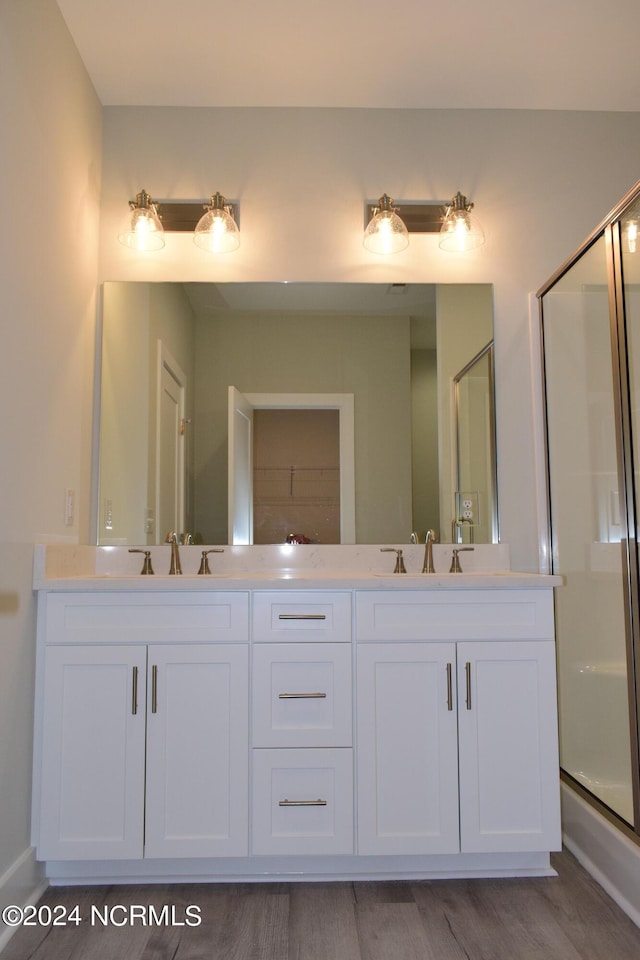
<box><xmin>240</xmin><ymin>392</ymin><xmax>355</xmax><ymax>544</ymax></box>
<box><xmin>453</xmin><ymin>342</ymin><xmax>498</xmax><ymax>544</ymax></box>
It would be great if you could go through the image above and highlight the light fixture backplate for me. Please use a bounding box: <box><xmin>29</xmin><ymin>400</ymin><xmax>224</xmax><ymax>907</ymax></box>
<box><xmin>364</xmin><ymin>201</ymin><xmax>447</xmax><ymax>233</ymax></box>
<box><xmin>136</xmin><ymin>200</ymin><xmax>240</xmax><ymax>232</ymax></box>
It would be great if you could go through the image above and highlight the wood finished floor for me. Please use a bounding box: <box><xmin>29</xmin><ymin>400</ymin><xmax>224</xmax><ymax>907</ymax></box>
<box><xmin>3</xmin><ymin>850</ymin><xmax>640</xmax><ymax>960</ymax></box>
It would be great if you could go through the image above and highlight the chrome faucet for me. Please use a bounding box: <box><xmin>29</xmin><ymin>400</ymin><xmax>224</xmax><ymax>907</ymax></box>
<box><xmin>165</xmin><ymin>531</ymin><xmax>183</xmax><ymax>575</ymax></box>
<box><xmin>422</xmin><ymin>529</ymin><xmax>438</xmax><ymax>573</ymax></box>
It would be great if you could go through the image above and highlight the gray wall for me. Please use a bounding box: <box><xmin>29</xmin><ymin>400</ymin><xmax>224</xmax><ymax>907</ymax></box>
<box><xmin>0</xmin><ymin>0</ymin><xmax>102</xmax><ymax>903</ymax></box>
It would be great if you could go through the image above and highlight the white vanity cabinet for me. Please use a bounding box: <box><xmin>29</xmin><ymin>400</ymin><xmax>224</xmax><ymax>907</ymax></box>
<box><xmin>355</xmin><ymin>591</ymin><xmax>561</xmax><ymax>857</ymax></box>
<box><xmin>250</xmin><ymin>591</ymin><xmax>354</xmax><ymax>855</ymax></box>
<box><xmin>33</xmin><ymin>592</ymin><xmax>249</xmax><ymax>861</ymax></box>
<box><xmin>32</xmin><ymin>566</ymin><xmax>562</xmax><ymax>882</ymax></box>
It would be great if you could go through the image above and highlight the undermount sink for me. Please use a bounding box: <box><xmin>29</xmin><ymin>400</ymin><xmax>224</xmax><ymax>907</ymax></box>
<box><xmin>373</xmin><ymin>572</ymin><xmax>427</xmax><ymax>578</ymax></box>
<box><xmin>372</xmin><ymin>571</ymin><xmax>504</xmax><ymax>578</ymax></box>
<box><xmin>76</xmin><ymin>572</ymin><xmax>232</xmax><ymax>580</ymax></box>
<box><xmin>136</xmin><ymin>573</ymin><xmax>231</xmax><ymax>579</ymax></box>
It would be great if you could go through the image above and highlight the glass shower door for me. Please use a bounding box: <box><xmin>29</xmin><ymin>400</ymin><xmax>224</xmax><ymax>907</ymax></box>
<box><xmin>542</xmin><ymin>233</ymin><xmax>634</xmax><ymax>825</ymax></box>
<box><xmin>619</xmin><ymin>206</ymin><xmax>640</xmax><ymax>828</ymax></box>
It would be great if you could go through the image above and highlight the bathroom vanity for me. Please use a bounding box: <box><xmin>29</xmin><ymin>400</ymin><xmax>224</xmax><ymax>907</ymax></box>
<box><xmin>31</xmin><ymin>544</ymin><xmax>562</xmax><ymax>883</ymax></box>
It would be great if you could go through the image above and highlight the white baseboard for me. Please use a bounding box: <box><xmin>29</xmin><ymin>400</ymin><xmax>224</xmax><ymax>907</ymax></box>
<box><xmin>0</xmin><ymin>847</ymin><xmax>48</xmax><ymax>952</ymax></box>
<box><xmin>561</xmin><ymin>782</ymin><xmax>640</xmax><ymax>928</ymax></box>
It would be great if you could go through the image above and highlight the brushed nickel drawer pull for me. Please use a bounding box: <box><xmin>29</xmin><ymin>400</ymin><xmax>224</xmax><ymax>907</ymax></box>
<box><xmin>151</xmin><ymin>664</ymin><xmax>158</xmax><ymax>714</ymax></box>
<box><xmin>278</xmin><ymin>613</ymin><xmax>327</xmax><ymax>620</ymax></box>
<box><xmin>279</xmin><ymin>798</ymin><xmax>327</xmax><ymax>807</ymax></box>
<box><xmin>278</xmin><ymin>692</ymin><xmax>327</xmax><ymax>699</ymax></box>
<box><xmin>446</xmin><ymin>662</ymin><xmax>453</xmax><ymax>711</ymax></box>
<box><xmin>465</xmin><ymin>661</ymin><xmax>472</xmax><ymax>710</ymax></box>
<box><xmin>132</xmin><ymin>665</ymin><xmax>138</xmax><ymax>715</ymax></box>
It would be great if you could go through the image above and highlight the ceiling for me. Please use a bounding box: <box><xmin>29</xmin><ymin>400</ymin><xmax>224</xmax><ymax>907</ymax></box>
<box><xmin>182</xmin><ymin>282</ymin><xmax>436</xmax><ymax>318</ymax></box>
<box><xmin>181</xmin><ymin>283</ymin><xmax>438</xmax><ymax>349</ymax></box>
<box><xmin>56</xmin><ymin>0</ymin><xmax>640</xmax><ymax>111</ymax></box>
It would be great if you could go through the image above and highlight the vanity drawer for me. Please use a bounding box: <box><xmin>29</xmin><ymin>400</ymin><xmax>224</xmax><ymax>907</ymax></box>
<box><xmin>355</xmin><ymin>590</ymin><xmax>555</xmax><ymax>641</ymax></box>
<box><xmin>43</xmin><ymin>592</ymin><xmax>250</xmax><ymax>644</ymax></box>
<box><xmin>252</xmin><ymin>592</ymin><xmax>351</xmax><ymax>643</ymax></box>
<box><xmin>251</xmin><ymin>748</ymin><xmax>353</xmax><ymax>855</ymax></box>
<box><xmin>252</xmin><ymin>643</ymin><xmax>352</xmax><ymax>747</ymax></box>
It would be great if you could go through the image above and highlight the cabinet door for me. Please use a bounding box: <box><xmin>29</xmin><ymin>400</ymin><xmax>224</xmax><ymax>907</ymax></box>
<box><xmin>457</xmin><ymin>640</ymin><xmax>561</xmax><ymax>853</ymax></box>
<box><xmin>38</xmin><ymin>644</ymin><xmax>146</xmax><ymax>860</ymax></box>
<box><xmin>356</xmin><ymin>642</ymin><xmax>459</xmax><ymax>855</ymax></box>
<box><xmin>145</xmin><ymin>643</ymin><xmax>249</xmax><ymax>858</ymax></box>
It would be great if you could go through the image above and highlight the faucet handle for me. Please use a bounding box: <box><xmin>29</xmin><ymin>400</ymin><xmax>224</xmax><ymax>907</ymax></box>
<box><xmin>128</xmin><ymin>548</ymin><xmax>154</xmax><ymax>575</ymax></box>
<box><xmin>380</xmin><ymin>547</ymin><xmax>407</xmax><ymax>574</ymax></box>
<box><xmin>198</xmin><ymin>549</ymin><xmax>224</xmax><ymax>575</ymax></box>
<box><xmin>449</xmin><ymin>547</ymin><xmax>474</xmax><ymax>573</ymax></box>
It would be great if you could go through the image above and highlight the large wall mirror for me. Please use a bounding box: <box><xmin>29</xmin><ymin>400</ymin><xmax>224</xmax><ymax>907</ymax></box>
<box><xmin>97</xmin><ymin>282</ymin><xmax>496</xmax><ymax>546</ymax></box>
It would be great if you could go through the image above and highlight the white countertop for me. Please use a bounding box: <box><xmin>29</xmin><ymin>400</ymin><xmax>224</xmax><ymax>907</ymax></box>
<box><xmin>33</xmin><ymin>543</ymin><xmax>562</xmax><ymax>591</ymax></box>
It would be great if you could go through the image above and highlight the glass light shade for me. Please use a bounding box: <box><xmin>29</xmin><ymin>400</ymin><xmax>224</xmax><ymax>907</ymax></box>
<box><xmin>194</xmin><ymin>194</ymin><xmax>240</xmax><ymax>253</ymax></box>
<box><xmin>439</xmin><ymin>193</ymin><xmax>485</xmax><ymax>252</ymax></box>
<box><xmin>363</xmin><ymin>195</ymin><xmax>409</xmax><ymax>255</ymax></box>
<box><xmin>118</xmin><ymin>190</ymin><xmax>165</xmax><ymax>251</ymax></box>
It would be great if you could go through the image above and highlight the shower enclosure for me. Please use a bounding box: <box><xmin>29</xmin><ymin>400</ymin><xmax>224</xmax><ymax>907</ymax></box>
<box><xmin>538</xmin><ymin>180</ymin><xmax>640</xmax><ymax>835</ymax></box>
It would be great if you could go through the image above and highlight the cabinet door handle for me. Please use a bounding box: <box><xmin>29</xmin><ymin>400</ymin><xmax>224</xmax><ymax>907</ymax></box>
<box><xmin>132</xmin><ymin>665</ymin><xmax>138</xmax><ymax>715</ymax></box>
<box><xmin>279</xmin><ymin>798</ymin><xmax>327</xmax><ymax>807</ymax></box>
<box><xmin>446</xmin><ymin>662</ymin><xmax>453</xmax><ymax>711</ymax></box>
<box><xmin>278</xmin><ymin>613</ymin><xmax>326</xmax><ymax>620</ymax></box>
<box><xmin>465</xmin><ymin>661</ymin><xmax>472</xmax><ymax>710</ymax></box>
<box><xmin>278</xmin><ymin>692</ymin><xmax>327</xmax><ymax>699</ymax></box>
<box><xmin>151</xmin><ymin>664</ymin><xmax>158</xmax><ymax>714</ymax></box>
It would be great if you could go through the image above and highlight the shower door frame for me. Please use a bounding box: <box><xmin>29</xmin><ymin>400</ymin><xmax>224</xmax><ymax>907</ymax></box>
<box><xmin>537</xmin><ymin>178</ymin><xmax>640</xmax><ymax>840</ymax></box>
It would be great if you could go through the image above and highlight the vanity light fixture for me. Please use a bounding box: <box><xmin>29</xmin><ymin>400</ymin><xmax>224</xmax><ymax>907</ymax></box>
<box><xmin>438</xmin><ymin>192</ymin><xmax>485</xmax><ymax>252</ymax></box>
<box><xmin>193</xmin><ymin>193</ymin><xmax>240</xmax><ymax>253</ymax></box>
<box><xmin>117</xmin><ymin>189</ymin><xmax>165</xmax><ymax>251</ymax></box>
<box><xmin>363</xmin><ymin>194</ymin><xmax>410</xmax><ymax>254</ymax></box>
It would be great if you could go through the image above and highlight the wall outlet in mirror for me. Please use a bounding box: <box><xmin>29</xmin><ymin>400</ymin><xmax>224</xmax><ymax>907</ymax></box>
<box><xmin>457</xmin><ymin>491</ymin><xmax>479</xmax><ymax>524</ymax></box>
